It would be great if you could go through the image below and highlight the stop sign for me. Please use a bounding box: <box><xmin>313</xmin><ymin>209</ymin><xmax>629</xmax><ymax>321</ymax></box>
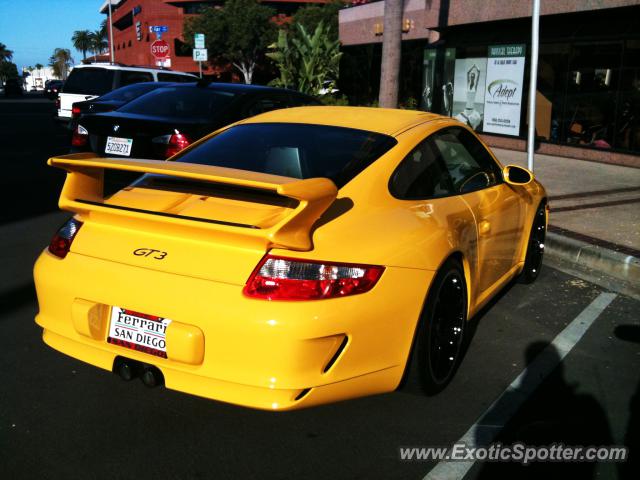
<box><xmin>151</xmin><ymin>40</ymin><xmax>170</xmax><ymax>59</ymax></box>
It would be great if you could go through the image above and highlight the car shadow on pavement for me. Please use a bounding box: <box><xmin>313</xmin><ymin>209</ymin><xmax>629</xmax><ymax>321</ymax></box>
<box><xmin>474</xmin><ymin>341</ymin><xmax>614</xmax><ymax>479</ymax></box>
<box><xmin>614</xmin><ymin>324</ymin><xmax>640</xmax><ymax>480</ymax></box>
<box><xmin>0</xmin><ymin>282</ymin><xmax>37</xmax><ymax>318</ymax></box>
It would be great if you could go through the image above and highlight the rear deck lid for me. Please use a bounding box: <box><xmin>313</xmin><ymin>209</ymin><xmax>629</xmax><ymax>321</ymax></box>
<box><xmin>48</xmin><ymin>154</ymin><xmax>337</xmax><ymax>284</ymax></box>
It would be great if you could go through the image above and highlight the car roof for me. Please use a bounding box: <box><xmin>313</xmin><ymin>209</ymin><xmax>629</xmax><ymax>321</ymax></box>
<box><xmin>71</xmin><ymin>63</ymin><xmax>195</xmax><ymax>76</ymax></box>
<box><xmin>204</xmin><ymin>82</ymin><xmax>308</xmax><ymax>95</ymax></box>
<box><xmin>238</xmin><ymin>106</ymin><xmax>442</xmax><ymax>136</ymax></box>
<box><xmin>156</xmin><ymin>82</ymin><xmax>313</xmax><ymax>98</ymax></box>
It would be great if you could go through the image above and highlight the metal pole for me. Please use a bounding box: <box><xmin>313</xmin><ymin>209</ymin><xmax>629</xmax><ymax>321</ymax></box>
<box><xmin>526</xmin><ymin>0</ymin><xmax>540</xmax><ymax>172</ymax></box>
<box><xmin>199</xmin><ymin>61</ymin><xmax>202</xmax><ymax>79</ymax></box>
<box><xmin>108</xmin><ymin>1</ymin><xmax>115</xmax><ymax>64</ymax></box>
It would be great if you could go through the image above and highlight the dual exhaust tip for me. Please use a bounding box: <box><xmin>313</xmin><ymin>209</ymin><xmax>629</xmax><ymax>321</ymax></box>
<box><xmin>113</xmin><ymin>357</ymin><xmax>164</xmax><ymax>388</ymax></box>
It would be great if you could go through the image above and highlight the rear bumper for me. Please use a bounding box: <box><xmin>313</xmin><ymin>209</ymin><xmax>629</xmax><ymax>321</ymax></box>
<box><xmin>34</xmin><ymin>249</ymin><xmax>433</xmax><ymax>410</ymax></box>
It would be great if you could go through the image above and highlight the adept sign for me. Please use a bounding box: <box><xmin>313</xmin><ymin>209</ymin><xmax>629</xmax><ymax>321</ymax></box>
<box><xmin>483</xmin><ymin>44</ymin><xmax>526</xmax><ymax>136</ymax></box>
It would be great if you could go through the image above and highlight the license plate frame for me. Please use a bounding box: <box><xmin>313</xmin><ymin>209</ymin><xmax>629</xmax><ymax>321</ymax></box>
<box><xmin>107</xmin><ymin>307</ymin><xmax>171</xmax><ymax>358</ymax></box>
<box><xmin>105</xmin><ymin>136</ymin><xmax>133</xmax><ymax>156</ymax></box>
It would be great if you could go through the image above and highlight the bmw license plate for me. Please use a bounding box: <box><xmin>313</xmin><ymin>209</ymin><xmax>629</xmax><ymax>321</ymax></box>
<box><xmin>107</xmin><ymin>307</ymin><xmax>172</xmax><ymax>358</ymax></box>
<box><xmin>105</xmin><ymin>136</ymin><xmax>133</xmax><ymax>156</ymax></box>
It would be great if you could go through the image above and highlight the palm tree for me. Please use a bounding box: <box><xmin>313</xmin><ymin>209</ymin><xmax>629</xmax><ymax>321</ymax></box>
<box><xmin>100</xmin><ymin>19</ymin><xmax>108</xmax><ymax>40</ymax></box>
<box><xmin>72</xmin><ymin>30</ymin><xmax>93</xmax><ymax>60</ymax></box>
<box><xmin>0</xmin><ymin>42</ymin><xmax>13</xmax><ymax>62</ymax></box>
<box><xmin>35</xmin><ymin>63</ymin><xmax>44</xmax><ymax>77</ymax></box>
<box><xmin>49</xmin><ymin>48</ymin><xmax>74</xmax><ymax>80</ymax></box>
<box><xmin>90</xmin><ymin>29</ymin><xmax>108</xmax><ymax>57</ymax></box>
<box><xmin>378</xmin><ymin>0</ymin><xmax>403</xmax><ymax>108</ymax></box>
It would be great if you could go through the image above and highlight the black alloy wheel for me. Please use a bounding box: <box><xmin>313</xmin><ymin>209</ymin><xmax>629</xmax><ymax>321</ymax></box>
<box><xmin>520</xmin><ymin>203</ymin><xmax>547</xmax><ymax>284</ymax></box>
<box><xmin>416</xmin><ymin>259</ymin><xmax>467</xmax><ymax>394</ymax></box>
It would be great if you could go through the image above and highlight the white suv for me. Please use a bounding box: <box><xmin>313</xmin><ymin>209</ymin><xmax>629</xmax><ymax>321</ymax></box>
<box><xmin>57</xmin><ymin>63</ymin><xmax>197</xmax><ymax>123</ymax></box>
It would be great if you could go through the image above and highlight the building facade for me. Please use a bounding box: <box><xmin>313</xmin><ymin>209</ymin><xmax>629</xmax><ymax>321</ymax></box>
<box><xmin>100</xmin><ymin>0</ymin><xmax>328</xmax><ymax>79</ymax></box>
<box><xmin>338</xmin><ymin>0</ymin><xmax>640</xmax><ymax>165</ymax></box>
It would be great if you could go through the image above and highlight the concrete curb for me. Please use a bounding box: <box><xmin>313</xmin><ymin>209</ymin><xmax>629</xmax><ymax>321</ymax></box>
<box><xmin>545</xmin><ymin>231</ymin><xmax>640</xmax><ymax>286</ymax></box>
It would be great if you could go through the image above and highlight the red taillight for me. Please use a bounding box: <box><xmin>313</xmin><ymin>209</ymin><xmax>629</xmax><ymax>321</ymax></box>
<box><xmin>243</xmin><ymin>255</ymin><xmax>384</xmax><ymax>301</ymax></box>
<box><xmin>71</xmin><ymin>105</ymin><xmax>81</xmax><ymax>119</ymax></box>
<box><xmin>71</xmin><ymin>124</ymin><xmax>88</xmax><ymax>147</ymax></box>
<box><xmin>48</xmin><ymin>218</ymin><xmax>83</xmax><ymax>259</ymax></box>
<box><xmin>152</xmin><ymin>131</ymin><xmax>191</xmax><ymax>158</ymax></box>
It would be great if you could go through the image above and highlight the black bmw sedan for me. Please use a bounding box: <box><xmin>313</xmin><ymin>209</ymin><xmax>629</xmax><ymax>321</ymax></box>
<box><xmin>70</xmin><ymin>81</ymin><xmax>175</xmax><ymax>128</ymax></box>
<box><xmin>72</xmin><ymin>82</ymin><xmax>321</xmax><ymax>159</ymax></box>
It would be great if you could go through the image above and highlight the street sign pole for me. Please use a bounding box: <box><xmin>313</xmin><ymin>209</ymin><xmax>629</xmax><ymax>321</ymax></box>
<box><xmin>526</xmin><ymin>0</ymin><xmax>540</xmax><ymax>172</ymax></box>
<box><xmin>193</xmin><ymin>34</ymin><xmax>206</xmax><ymax>79</ymax></box>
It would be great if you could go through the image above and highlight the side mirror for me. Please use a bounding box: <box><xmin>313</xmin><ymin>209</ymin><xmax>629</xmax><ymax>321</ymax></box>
<box><xmin>503</xmin><ymin>165</ymin><xmax>533</xmax><ymax>185</ymax></box>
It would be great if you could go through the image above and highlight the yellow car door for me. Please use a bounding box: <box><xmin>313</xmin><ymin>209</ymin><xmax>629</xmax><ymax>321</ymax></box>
<box><xmin>430</xmin><ymin>127</ymin><xmax>524</xmax><ymax>305</ymax></box>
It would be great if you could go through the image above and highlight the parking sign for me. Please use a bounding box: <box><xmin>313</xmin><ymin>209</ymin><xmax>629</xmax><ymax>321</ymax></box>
<box><xmin>193</xmin><ymin>48</ymin><xmax>208</xmax><ymax>62</ymax></box>
<box><xmin>195</xmin><ymin>33</ymin><xmax>205</xmax><ymax>49</ymax></box>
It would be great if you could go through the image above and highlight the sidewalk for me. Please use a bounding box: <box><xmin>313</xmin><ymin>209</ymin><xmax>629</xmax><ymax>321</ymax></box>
<box><xmin>493</xmin><ymin>148</ymin><xmax>640</xmax><ymax>297</ymax></box>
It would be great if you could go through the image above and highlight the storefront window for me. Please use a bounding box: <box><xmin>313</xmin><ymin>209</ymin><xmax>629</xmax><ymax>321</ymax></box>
<box><xmin>537</xmin><ymin>43</ymin><xmax>569</xmax><ymax>142</ymax></box>
<box><xmin>616</xmin><ymin>40</ymin><xmax>640</xmax><ymax>152</ymax></box>
<box><xmin>564</xmin><ymin>42</ymin><xmax>622</xmax><ymax>149</ymax></box>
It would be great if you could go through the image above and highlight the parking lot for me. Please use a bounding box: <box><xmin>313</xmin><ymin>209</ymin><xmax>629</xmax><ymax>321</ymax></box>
<box><xmin>0</xmin><ymin>96</ymin><xmax>637</xmax><ymax>479</ymax></box>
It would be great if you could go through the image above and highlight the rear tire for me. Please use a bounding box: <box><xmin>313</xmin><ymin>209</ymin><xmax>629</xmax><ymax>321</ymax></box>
<box><xmin>520</xmin><ymin>203</ymin><xmax>547</xmax><ymax>284</ymax></box>
<box><xmin>414</xmin><ymin>258</ymin><xmax>467</xmax><ymax>395</ymax></box>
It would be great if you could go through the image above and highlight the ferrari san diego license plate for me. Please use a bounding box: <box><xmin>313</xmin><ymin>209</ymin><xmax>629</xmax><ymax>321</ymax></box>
<box><xmin>105</xmin><ymin>136</ymin><xmax>133</xmax><ymax>156</ymax></box>
<box><xmin>107</xmin><ymin>307</ymin><xmax>172</xmax><ymax>358</ymax></box>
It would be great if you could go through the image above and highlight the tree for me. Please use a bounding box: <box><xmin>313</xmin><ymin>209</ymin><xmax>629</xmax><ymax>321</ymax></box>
<box><xmin>0</xmin><ymin>42</ymin><xmax>13</xmax><ymax>62</ymax></box>
<box><xmin>292</xmin><ymin>0</ymin><xmax>343</xmax><ymax>42</ymax></box>
<box><xmin>100</xmin><ymin>19</ymin><xmax>108</xmax><ymax>40</ymax></box>
<box><xmin>72</xmin><ymin>30</ymin><xmax>93</xmax><ymax>60</ymax></box>
<box><xmin>0</xmin><ymin>61</ymin><xmax>18</xmax><ymax>83</ymax></box>
<box><xmin>267</xmin><ymin>22</ymin><xmax>342</xmax><ymax>96</ymax></box>
<box><xmin>90</xmin><ymin>29</ymin><xmax>108</xmax><ymax>57</ymax></box>
<box><xmin>378</xmin><ymin>0</ymin><xmax>403</xmax><ymax>108</ymax></box>
<box><xmin>35</xmin><ymin>63</ymin><xmax>43</xmax><ymax>76</ymax></box>
<box><xmin>184</xmin><ymin>0</ymin><xmax>276</xmax><ymax>84</ymax></box>
<box><xmin>49</xmin><ymin>48</ymin><xmax>74</xmax><ymax>80</ymax></box>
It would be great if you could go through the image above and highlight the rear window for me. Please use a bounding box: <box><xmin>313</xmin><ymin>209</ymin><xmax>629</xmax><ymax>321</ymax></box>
<box><xmin>63</xmin><ymin>68</ymin><xmax>115</xmax><ymax>95</ymax></box>
<box><xmin>98</xmin><ymin>82</ymin><xmax>163</xmax><ymax>102</ymax></box>
<box><xmin>174</xmin><ymin>123</ymin><xmax>397</xmax><ymax>187</ymax></box>
<box><xmin>119</xmin><ymin>86</ymin><xmax>236</xmax><ymax>120</ymax></box>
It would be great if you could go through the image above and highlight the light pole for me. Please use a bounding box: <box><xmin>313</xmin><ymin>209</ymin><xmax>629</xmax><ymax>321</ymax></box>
<box><xmin>108</xmin><ymin>0</ymin><xmax>115</xmax><ymax>64</ymax></box>
<box><xmin>526</xmin><ymin>0</ymin><xmax>540</xmax><ymax>172</ymax></box>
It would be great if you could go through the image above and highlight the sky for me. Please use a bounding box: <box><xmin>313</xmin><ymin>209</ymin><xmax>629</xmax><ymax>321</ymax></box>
<box><xmin>0</xmin><ymin>0</ymin><xmax>105</xmax><ymax>71</ymax></box>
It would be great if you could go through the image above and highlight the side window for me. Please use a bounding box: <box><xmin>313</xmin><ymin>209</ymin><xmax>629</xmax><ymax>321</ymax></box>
<box><xmin>246</xmin><ymin>95</ymin><xmax>290</xmax><ymax>116</ymax></box>
<box><xmin>390</xmin><ymin>138</ymin><xmax>455</xmax><ymax>199</ymax></box>
<box><xmin>157</xmin><ymin>73</ymin><xmax>195</xmax><ymax>83</ymax></box>
<box><xmin>431</xmin><ymin>128</ymin><xmax>502</xmax><ymax>194</ymax></box>
<box><xmin>119</xmin><ymin>70</ymin><xmax>153</xmax><ymax>87</ymax></box>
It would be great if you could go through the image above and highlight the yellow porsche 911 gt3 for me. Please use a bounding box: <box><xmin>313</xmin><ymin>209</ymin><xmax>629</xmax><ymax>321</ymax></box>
<box><xmin>34</xmin><ymin>107</ymin><xmax>547</xmax><ymax>410</ymax></box>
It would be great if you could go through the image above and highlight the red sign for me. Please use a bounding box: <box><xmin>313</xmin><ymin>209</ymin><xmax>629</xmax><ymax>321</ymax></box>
<box><xmin>151</xmin><ymin>40</ymin><xmax>170</xmax><ymax>59</ymax></box>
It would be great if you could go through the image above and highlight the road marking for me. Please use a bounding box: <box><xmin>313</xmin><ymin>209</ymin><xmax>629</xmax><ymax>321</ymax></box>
<box><xmin>423</xmin><ymin>291</ymin><xmax>617</xmax><ymax>480</ymax></box>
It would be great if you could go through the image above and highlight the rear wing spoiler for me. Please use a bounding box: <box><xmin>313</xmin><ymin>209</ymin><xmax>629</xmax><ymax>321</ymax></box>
<box><xmin>48</xmin><ymin>153</ymin><xmax>338</xmax><ymax>251</ymax></box>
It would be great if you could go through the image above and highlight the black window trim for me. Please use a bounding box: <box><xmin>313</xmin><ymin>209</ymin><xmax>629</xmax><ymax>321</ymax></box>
<box><xmin>388</xmin><ymin>125</ymin><xmax>505</xmax><ymax>201</ymax></box>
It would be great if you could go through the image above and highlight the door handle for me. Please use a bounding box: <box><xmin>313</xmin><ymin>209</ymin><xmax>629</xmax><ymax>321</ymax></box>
<box><xmin>479</xmin><ymin>220</ymin><xmax>491</xmax><ymax>235</ymax></box>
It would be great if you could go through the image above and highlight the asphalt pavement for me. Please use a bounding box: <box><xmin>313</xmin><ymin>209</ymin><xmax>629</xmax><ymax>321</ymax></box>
<box><xmin>0</xmin><ymin>96</ymin><xmax>637</xmax><ymax>479</ymax></box>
